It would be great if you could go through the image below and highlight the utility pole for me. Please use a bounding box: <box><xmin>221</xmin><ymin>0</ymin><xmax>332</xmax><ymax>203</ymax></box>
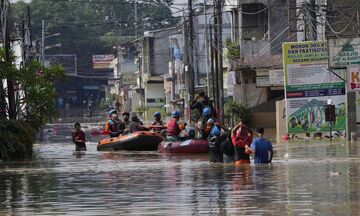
<box><xmin>209</xmin><ymin>23</ymin><xmax>216</xmax><ymax>101</ymax></box>
<box><xmin>213</xmin><ymin>1</ymin><xmax>219</xmax><ymax>112</ymax></box>
<box><xmin>169</xmin><ymin>36</ymin><xmax>176</xmax><ymax>102</ymax></box>
<box><xmin>204</xmin><ymin>0</ymin><xmax>210</xmax><ymax>97</ymax></box>
<box><xmin>1</xmin><ymin>0</ymin><xmax>16</xmax><ymax>119</ymax></box>
<box><xmin>183</xmin><ymin>11</ymin><xmax>190</xmax><ymax>119</ymax></box>
<box><xmin>287</xmin><ymin>0</ymin><xmax>291</xmax><ymax>39</ymax></box>
<box><xmin>216</xmin><ymin>0</ymin><xmax>224</xmax><ymax>125</ymax></box>
<box><xmin>41</xmin><ymin>20</ymin><xmax>45</xmax><ymax>65</ymax></box>
<box><xmin>21</xmin><ymin>6</ymin><xmax>32</xmax><ymax>67</ymax></box>
<box><xmin>117</xmin><ymin>45</ymin><xmax>123</xmax><ymax>93</ymax></box>
<box><xmin>188</xmin><ymin>0</ymin><xmax>195</xmax><ymax>101</ymax></box>
<box><xmin>134</xmin><ymin>0</ymin><xmax>138</xmax><ymax>38</ymax></box>
<box><xmin>0</xmin><ymin>0</ymin><xmax>8</xmax><ymax>119</ymax></box>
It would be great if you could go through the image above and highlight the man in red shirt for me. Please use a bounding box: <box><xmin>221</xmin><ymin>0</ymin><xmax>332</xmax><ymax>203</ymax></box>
<box><xmin>72</xmin><ymin>122</ymin><xmax>86</xmax><ymax>151</ymax></box>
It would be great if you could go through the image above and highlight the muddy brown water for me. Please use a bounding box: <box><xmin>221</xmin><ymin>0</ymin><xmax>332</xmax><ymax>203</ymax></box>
<box><xmin>1</xmin><ymin>124</ymin><xmax>360</xmax><ymax>215</ymax></box>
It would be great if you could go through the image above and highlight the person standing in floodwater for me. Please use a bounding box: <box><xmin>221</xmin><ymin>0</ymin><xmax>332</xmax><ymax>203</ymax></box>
<box><xmin>231</xmin><ymin>120</ymin><xmax>252</xmax><ymax>164</ymax></box>
<box><xmin>248</xmin><ymin>127</ymin><xmax>273</xmax><ymax>164</ymax></box>
<box><xmin>72</xmin><ymin>122</ymin><xmax>87</xmax><ymax>151</ymax></box>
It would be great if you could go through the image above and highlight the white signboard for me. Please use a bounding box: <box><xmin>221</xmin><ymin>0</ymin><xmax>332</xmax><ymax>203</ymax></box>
<box><xmin>269</xmin><ymin>69</ymin><xmax>284</xmax><ymax>86</ymax></box>
<box><xmin>256</xmin><ymin>76</ymin><xmax>271</xmax><ymax>87</ymax></box>
<box><xmin>92</xmin><ymin>55</ymin><xmax>114</xmax><ymax>69</ymax></box>
<box><xmin>347</xmin><ymin>65</ymin><xmax>360</xmax><ymax>92</ymax></box>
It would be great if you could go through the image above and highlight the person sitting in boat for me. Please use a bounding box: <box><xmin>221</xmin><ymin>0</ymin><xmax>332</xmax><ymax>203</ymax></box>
<box><xmin>150</xmin><ymin>112</ymin><xmax>166</xmax><ymax>133</ymax></box>
<box><xmin>231</xmin><ymin>120</ymin><xmax>253</xmax><ymax>164</ymax></box>
<box><xmin>122</xmin><ymin>112</ymin><xmax>130</xmax><ymax>128</ymax></box>
<box><xmin>105</xmin><ymin>109</ymin><xmax>124</xmax><ymax>137</ymax></box>
<box><xmin>166</xmin><ymin>110</ymin><xmax>188</xmax><ymax>141</ymax></box>
<box><xmin>129</xmin><ymin>113</ymin><xmax>147</xmax><ymax>133</ymax></box>
<box><xmin>120</xmin><ymin>112</ymin><xmax>131</xmax><ymax>135</ymax></box>
<box><xmin>72</xmin><ymin>122</ymin><xmax>87</xmax><ymax>151</ymax></box>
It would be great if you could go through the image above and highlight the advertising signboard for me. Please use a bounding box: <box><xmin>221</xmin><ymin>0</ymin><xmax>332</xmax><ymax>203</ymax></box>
<box><xmin>347</xmin><ymin>65</ymin><xmax>360</xmax><ymax>92</ymax></box>
<box><xmin>269</xmin><ymin>69</ymin><xmax>284</xmax><ymax>86</ymax></box>
<box><xmin>92</xmin><ymin>55</ymin><xmax>114</xmax><ymax>69</ymax></box>
<box><xmin>329</xmin><ymin>38</ymin><xmax>360</xmax><ymax>68</ymax></box>
<box><xmin>283</xmin><ymin>41</ymin><xmax>346</xmax><ymax>133</ymax></box>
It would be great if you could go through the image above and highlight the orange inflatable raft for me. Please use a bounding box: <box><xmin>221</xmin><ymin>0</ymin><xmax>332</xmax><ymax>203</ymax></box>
<box><xmin>97</xmin><ymin>131</ymin><xmax>164</xmax><ymax>151</ymax></box>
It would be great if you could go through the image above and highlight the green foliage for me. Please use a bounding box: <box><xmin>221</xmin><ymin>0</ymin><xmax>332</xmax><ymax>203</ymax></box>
<box><xmin>11</xmin><ymin>0</ymin><xmax>179</xmax><ymax>73</ymax></box>
<box><xmin>0</xmin><ymin>120</ymin><xmax>36</xmax><ymax>160</ymax></box>
<box><xmin>17</xmin><ymin>61</ymin><xmax>65</xmax><ymax>130</ymax></box>
<box><xmin>136</xmin><ymin>105</ymin><xmax>149</xmax><ymax>115</ymax></box>
<box><xmin>225</xmin><ymin>100</ymin><xmax>252</xmax><ymax>126</ymax></box>
<box><xmin>225</xmin><ymin>38</ymin><xmax>240</xmax><ymax>60</ymax></box>
<box><xmin>0</xmin><ymin>47</ymin><xmax>65</xmax><ymax>130</ymax></box>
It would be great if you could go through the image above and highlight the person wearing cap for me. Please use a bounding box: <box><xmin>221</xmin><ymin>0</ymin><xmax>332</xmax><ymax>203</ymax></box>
<box><xmin>105</xmin><ymin>109</ymin><xmax>123</xmax><ymax>137</ymax></box>
<box><xmin>166</xmin><ymin>110</ymin><xmax>187</xmax><ymax>141</ymax></box>
<box><xmin>231</xmin><ymin>120</ymin><xmax>253</xmax><ymax>164</ymax></box>
<box><xmin>150</xmin><ymin>112</ymin><xmax>166</xmax><ymax>133</ymax></box>
<box><xmin>248</xmin><ymin>127</ymin><xmax>273</xmax><ymax>164</ymax></box>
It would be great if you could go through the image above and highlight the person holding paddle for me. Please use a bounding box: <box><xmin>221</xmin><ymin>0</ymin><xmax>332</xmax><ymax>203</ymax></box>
<box><xmin>150</xmin><ymin>112</ymin><xmax>166</xmax><ymax>134</ymax></box>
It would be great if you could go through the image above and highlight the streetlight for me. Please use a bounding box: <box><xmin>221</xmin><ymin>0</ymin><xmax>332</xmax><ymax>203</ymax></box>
<box><xmin>41</xmin><ymin>20</ymin><xmax>61</xmax><ymax>65</ymax></box>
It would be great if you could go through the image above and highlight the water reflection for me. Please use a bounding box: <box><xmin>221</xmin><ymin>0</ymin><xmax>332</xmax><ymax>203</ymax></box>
<box><xmin>1</xmin><ymin>129</ymin><xmax>360</xmax><ymax>215</ymax></box>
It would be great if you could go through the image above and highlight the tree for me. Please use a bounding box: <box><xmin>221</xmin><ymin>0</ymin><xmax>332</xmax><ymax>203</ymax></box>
<box><xmin>10</xmin><ymin>0</ymin><xmax>179</xmax><ymax>76</ymax></box>
<box><xmin>224</xmin><ymin>99</ymin><xmax>252</xmax><ymax>127</ymax></box>
<box><xmin>0</xmin><ymin>48</ymin><xmax>65</xmax><ymax>130</ymax></box>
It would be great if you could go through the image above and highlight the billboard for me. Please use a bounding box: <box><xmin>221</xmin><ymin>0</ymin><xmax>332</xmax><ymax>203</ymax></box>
<box><xmin>329</xmin><ymin>38</ymin><xmax>360</xmax><ymax>68</ymax></box>
<box><xmin>347</xmin><ymin>65</ymin><xmax>360</xmax><ymax>92</ymax></box>
<box><xmin>269</xmin><ymin>69</ymin><xmax>284</xmax><ymax>86</ymax></box>
<box><xmin>92</xmin><ymin>55</ymin><xmax>114</xmax><ymax>69</ymax></box>
<box><xmin>283</xmin><ymin>41</ymin><xmax>346</xmax><ymax>133</ymax></box>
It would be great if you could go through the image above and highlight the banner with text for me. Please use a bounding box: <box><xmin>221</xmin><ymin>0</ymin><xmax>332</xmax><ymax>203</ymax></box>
<box><xmin>283</xmin><ymin>41</ymin><xmax>346</xmax><ymax>133</ymax></box>
<box><xmin>92</xmin><ymin>55</ymin><xmax>114</xmax><ymax>69</ymax></box>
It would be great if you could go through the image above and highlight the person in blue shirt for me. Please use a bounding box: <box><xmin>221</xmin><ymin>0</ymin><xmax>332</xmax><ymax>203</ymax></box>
<box><xmin>248</xmin><ymin>127</ymin><xmax>273</xmax><ymax>164</ymax></box>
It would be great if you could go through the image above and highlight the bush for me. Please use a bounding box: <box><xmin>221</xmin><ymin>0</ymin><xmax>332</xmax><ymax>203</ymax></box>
<box><xmin>225</xmin><ymin>100</ymin><xmax>252</xmax><ymax>126</ymax></box>
<box><xmin>0</xmin><ymin>120</ymin><xmax>36</xmax><ymax>160</ymax></box>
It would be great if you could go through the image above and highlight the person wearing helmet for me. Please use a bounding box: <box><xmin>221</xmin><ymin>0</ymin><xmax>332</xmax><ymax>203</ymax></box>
<box><xmin>105</xmin><ymin>109</ymin><xmax>124</xmax><ymax>137</ymax></box>
<box><xmin>166</xmin><ymin>111</ymin><xmax>187</xmax><ymax>141</ymax></box>
<box><xmin>150</xmin><ymin>112</ymin><xmax>166</xmax><ymax>133</ymax></box>
<box><xmin>202</xmin><ymin>107</ymin><xmax>225</xmax><ymax>163</ymax></box>
<box><xmin>200</xmin><ymin>107</ymin><xmax>216</xmax><ymax>139</ymax></box>
<box><xmin>231</xmin><ymin>119</ymin><xmax>253</xmax><ymax>164</ymax></box>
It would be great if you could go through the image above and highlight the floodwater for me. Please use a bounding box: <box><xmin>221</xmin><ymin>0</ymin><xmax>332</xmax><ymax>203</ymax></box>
<box><xmin>1</xmin><ymin>124</ymin><xmax>360</xmax><ymax>215</ymax></box>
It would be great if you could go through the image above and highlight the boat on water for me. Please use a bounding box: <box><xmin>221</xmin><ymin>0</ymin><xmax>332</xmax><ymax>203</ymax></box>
<box><xmin>97</xmin><ymin>131</ymin><xmax>164</xmax><ymax>151</ymax></box>
<box><xmin>158</xmin><ymin>139</ymin><xmax>209</xmax><ymax>154</ymax></box>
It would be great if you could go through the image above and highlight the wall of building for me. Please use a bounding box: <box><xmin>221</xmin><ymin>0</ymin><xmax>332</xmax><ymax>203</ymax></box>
<box><xmin>269</xmin><ymin>0</ymin><xmax>296</xmax><ymax>54</ymax></box>
<box><xmin>326</xmin><ymin>0</ymin><xmax>358</xmax><ymax>38</ymax></box>
<box><xmin>145</xmin><ymin>83</ymin><xmax>165</xmax><ymax>107</ymax></box>
<box><xmin>252</xmin><ymin>112</ymin><xmax>276</xmax><ymax>128</ymax></box>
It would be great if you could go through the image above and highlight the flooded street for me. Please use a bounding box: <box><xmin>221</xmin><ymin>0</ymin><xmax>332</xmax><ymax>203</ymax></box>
<box><xmin>1</xmin><ymin>124</ymin><xmax>360</xmax><ymax>215</ymax></box>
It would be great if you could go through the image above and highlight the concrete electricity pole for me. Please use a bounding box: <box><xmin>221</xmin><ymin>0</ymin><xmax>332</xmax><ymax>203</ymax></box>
<box><xmin>1</xmin><ymin>0</ymin><xmax>16</xmax><ymax>119</ymax></box>
<box><xmin>216</xmin><ymin>0</ymin><xmax>224</xmax><ymax>125</ymax></box>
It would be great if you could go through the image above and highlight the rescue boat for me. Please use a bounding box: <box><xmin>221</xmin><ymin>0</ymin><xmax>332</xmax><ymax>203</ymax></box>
<box><xmin>158</xmin><ymin>139</ymin><xmax>209</xmax><ymax>154</ymax></box>
<box><xmin>97</xmin><ymin>131</ymin><xmax>164</xmax><ymax>151</ymax></box>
